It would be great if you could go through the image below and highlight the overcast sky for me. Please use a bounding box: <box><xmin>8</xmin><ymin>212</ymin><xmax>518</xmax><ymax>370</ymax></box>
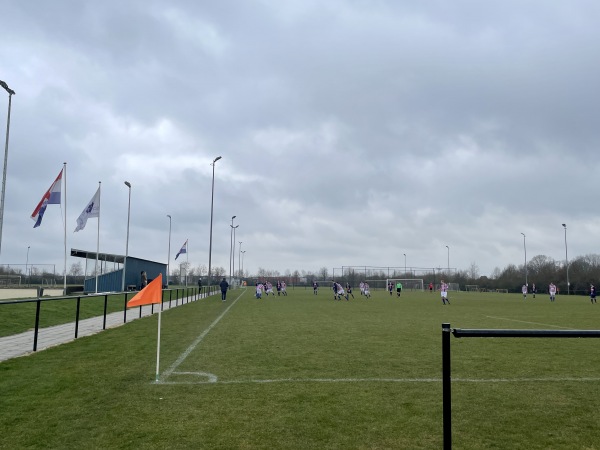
<box><xmin>1</xmin><ymin>1</ymin><xmax>600</xmax><ymax>280</ymax></box>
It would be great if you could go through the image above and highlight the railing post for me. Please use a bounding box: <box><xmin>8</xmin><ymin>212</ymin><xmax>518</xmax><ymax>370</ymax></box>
<box><xmin>442</xmin><ymin>323</ymin><xmax>452</xmax><ymax>450</ymax></box>
<box><xmin>75</xmin><ymin>297</ymin><xmax>81</xmax><ymax>339</ymax></box>
<box><xmin>33</xmin><ymin>300</ymin><xmax>41</xmax><ymax>352</ymax></box>
<box><xmin>123</xmin><ymin>292</ymin><xmax>128</xmax><ymax>323</ymax></box>
<box><xmin>169</xmin><ymin>289</ymin><xmax>172</xmax><ymax>308</ymax></box>
<box><xmin>103</xmin><ymin>294</ymin><xmax>108</xmax><ymax>330</ymax></box>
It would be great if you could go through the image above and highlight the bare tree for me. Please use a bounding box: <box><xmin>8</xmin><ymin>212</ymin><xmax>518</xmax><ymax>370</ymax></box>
<box><xmin>213</xmin><ymin>266</ymin><xmax>226</xmax><ymax>277</ymax></box>
<box><xmin>468</xmin><ymin>262</ymin><xmax>479</xmax><ymax>281</ymax></box>
<box><xmin>69</xmin><ymin>262</ymin><xmax>83</xmax><ymax>276</ymax></box>
<box><xmin>491</xmin><ymin>267</ymin><xmax>502</xmax><ymax>280</ymax></box>
<box><xmin>196</xmin><ymin>264</ymin><xmax>207</xmax><ymax>276</ymax></box>
<box><xmin>318</xmin><ymin>267</ymin><xmax>329</xmax><ymax>280</ymax></box>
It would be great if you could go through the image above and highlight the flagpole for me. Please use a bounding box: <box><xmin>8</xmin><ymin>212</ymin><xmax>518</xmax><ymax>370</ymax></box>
<box><xmin>186</xmin><ymin>240</ymin><xmax>189</xmax><ymax>287</ymax></box>
<box><xmin>63</xmin><ymin>162</ymin><xmax>67</xmax><ymax>295</ymax></box>
<box><xmin>155</xmin><ymin>308</ymin><xmax>162</xmax><ymax>382</ymax></box>
<box><xmin>95</xmin><ymin>181</ymin><xmax>101</xmax><ymax>294</ymax></box>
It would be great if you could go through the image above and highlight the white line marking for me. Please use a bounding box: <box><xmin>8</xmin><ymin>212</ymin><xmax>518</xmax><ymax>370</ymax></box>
<box><xmin>172</xmin><ymin>371</ymin><xmax>218</xmax><ymax>382</ymax></box>
<box><xmin>485</xmin><ymin>316</ymin><xmax>573</xmax><ymax>329</ymax></box>
<box><xmin>155</xmin><ymin>376</ymin><xmax>600</xmax><ymax>385</ymax></box>
<box><xmin>157</xmin><ymin>290</ymin><xmax>245</xmax><ymax>383</ymax></box>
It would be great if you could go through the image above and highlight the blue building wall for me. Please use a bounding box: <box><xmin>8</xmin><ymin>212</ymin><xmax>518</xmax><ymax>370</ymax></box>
<box><xmin>83</xmin><ymin>256</ymin><xmax>166</xmax><ymax>293</ymax></box>
<box><xmin>84</xmin><ymin>269</ymin><xmax>123</xmax><ymax>293</ymax></box>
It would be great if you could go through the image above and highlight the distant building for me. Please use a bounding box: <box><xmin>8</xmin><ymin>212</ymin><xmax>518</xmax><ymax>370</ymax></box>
<box><xmin>70</xmin><ymin>248</ymin><xmax>167</xmax><ymax>293</ymax></box>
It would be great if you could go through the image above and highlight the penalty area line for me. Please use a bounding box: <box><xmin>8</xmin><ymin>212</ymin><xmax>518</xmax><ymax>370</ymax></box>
<box><xmin>156</xmin><ymin>289</ymin><xmax>246</xmax><ymax>383</ymax></box>
<box><xmin>485</xmin><ymin>316</ymin><xmax>574</xmax><ymax>329</ymax></box>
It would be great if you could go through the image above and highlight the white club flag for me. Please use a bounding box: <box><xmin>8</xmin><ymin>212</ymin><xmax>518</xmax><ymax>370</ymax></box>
<box><xmin>74</xmin><ymin>187</ymin><xmax>100</xmax><ymax>232</ymax></box>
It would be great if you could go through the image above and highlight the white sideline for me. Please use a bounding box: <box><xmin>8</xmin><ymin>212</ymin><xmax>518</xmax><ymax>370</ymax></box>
<box><xmin>156</xmin><ymin>376</ymin><xmax>600</xmax><ymax>385</ymax></box>
<box><xmin>157</xmin><ymin>289</ymin><xmax>246</xmax><ymax>383</ymax></box>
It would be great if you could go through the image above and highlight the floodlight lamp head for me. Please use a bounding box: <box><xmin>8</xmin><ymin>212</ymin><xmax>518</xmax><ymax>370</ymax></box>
<box><xmin>232</xmin><ymin>215</ymin><xmax>236</xmax><ymax>220</ymax></box>
<box><xmin>124</xmin><ymin>181</ymin><xmax>131</xmax><ymax>188</ymax></box>
<box><xmin>213</xmin><ymin>156</ymin><xmax>222</xmax><ymax>163</ymax></box>
<box><xmin>562</xmin><ymin>223</ymin><xmax>566</xmax><ymax>228</ymax></box>
<box><xmin>0</xmin><ymin>80</ymin><xmax>15</xmax><ymax>95</ymax></box>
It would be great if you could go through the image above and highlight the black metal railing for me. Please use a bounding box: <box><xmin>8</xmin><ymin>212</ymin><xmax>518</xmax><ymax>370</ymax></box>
<box><xmin>442</xmin><ymin>323</ymin><xmax>600</xmax><ymax>449</ymax></box>
<box><xmin>0</xmin><ymin>286</ymin><xmax>219</xmax><ymax>352</ymax></box>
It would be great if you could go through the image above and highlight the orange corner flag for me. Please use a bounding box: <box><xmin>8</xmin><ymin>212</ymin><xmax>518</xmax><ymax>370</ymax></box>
<box><xmin>127</xmin><ymin>274</ymin><xmax>163</xmax><ymax>307</ymax></box>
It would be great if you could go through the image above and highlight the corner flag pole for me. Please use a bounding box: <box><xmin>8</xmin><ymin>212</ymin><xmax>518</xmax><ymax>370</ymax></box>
<box><xmin>156</xmin><ymin>308</ymin><xmax>162</xmax><ymax>382</ymax></box>
<box><xmin>126</xmin><ymin>274</ymin><xmax>163</xmax><ymax>382</ymax></box>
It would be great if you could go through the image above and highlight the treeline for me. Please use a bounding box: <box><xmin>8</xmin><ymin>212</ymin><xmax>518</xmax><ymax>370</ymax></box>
<box><xmin>456</xmin><ymin>254</ymin><xmax>600</xmax><ymax>295</ymax></box>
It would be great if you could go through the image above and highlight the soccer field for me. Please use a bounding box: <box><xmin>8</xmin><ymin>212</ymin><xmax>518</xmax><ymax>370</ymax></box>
<box><xmin>2</xmin><ymin>287</ymin><xmax>600</xmax><ymax>449</ymax></box>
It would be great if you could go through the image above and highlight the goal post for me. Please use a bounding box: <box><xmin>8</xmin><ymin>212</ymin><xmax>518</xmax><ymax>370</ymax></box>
<box><xmin>386</xmin><ymin>278</ymin><xmax>424</xmax><ymax>291</ymax></box>
<box><xmin>465</xmin><ymin>285</ymin><xmax>479</xmax><ymax>292</ymax></box>
<box><xmin>0</xmin><ymin>274</ymin><xmax>21</xmax><ymax>286</ymax></box>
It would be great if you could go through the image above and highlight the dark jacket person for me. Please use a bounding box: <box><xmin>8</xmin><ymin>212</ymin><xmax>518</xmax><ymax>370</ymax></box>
<box><xmin>219</xmin><ymin>278</ymin><xmax>229</xmax><ymax>301</ymax></box>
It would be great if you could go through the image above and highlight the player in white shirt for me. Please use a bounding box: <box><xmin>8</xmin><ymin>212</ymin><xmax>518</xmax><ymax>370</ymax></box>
<box><xmin>363</xmin><ymin>282</ymin><xmax>371</xmax><ymax>299</ymax></box>
<box><xmin>281</xmin><ymin>281</ymin><xmax>288</xmax><ymax>296</ymax></box>
<box><xmin>265</xmin><ymin>281</ymin><xmax>274</xmax><ymax>296</ymax></box>
<box><xmin>333</xmin><ymin>282</ymin><xmax>348</xmax><ymax>301</ymax></box>
<box><xmin>549</xmin><ymin>282</ymin><xmax>557</xmax><ymax>302</ymax></box>
<box><xmin>440</xmin><ymin>280</ymin><xmax>450</xmax><ymax>305</ymax></box>
<box><xmin>522</xmin><ymin>284</ymin><xmax>528</xmax><ymax>299</ymax></box>
<box><xmin>256</xmin><ymin>282</ymin><xmax>264</xmax><ymax>299</ymax></box>
<box><xmin>359</xmin><ymin>282</ymin><xmax>365</xmax><ymax>296</ymax></box>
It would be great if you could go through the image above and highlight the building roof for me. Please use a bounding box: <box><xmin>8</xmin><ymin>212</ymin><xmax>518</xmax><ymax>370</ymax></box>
<box><xmin>70</xmin><ymin>248</ymin><xmax>125</xmax><ymax>264</ymax></box>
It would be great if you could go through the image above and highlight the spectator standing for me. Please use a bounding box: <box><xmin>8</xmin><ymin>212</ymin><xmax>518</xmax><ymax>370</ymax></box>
<box><xmin>219</xmin><ymin>277</ymin><xmax>229</xmax><ymax>302</ymax></box>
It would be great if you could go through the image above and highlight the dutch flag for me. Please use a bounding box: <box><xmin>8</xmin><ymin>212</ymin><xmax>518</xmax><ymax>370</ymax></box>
<box><xmin>175</xmin><ymin>239</ymin><xmax>187</xmax><ymax>260</ymax></box>
<box><xmin>31</xmin><ymin>169</ymin><xmax>63</xmax><ymax>228</ymax></box>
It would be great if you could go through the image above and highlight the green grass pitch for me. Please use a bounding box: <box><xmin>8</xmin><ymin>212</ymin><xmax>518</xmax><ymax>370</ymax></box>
<box><xmin>1</xmin><ymin>287</ymin><xmax>600</xmax><ymax>449</ymax></box>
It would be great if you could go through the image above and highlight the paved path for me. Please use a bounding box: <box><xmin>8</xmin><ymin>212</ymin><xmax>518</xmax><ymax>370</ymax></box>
<box><xmin>0</xmin><ymin>291</ymin><xmax>215</xmax><ymax>362</ymax></box>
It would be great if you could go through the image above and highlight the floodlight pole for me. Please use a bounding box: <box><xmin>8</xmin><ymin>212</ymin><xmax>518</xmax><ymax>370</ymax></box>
<box><xmin>562</xmin><ymin>223</ymin><xmax>569</xmax><ymax>295</ymax></box>
<box><xmin>403</xmin><ymin>253</ymin><xmax>406</xmax><ymax>276</ymax></box>
<box><xmin>232</xmin><ymin>227</ymin><xmax>239</xmax><ymax>282</ymax></box>
<box><xmin>0</xmin><ymin>80</ymin><xmax>15</xmax><ymax>259</ymax></box>
<box><xmin>229</xmin><ymin>215</ymin><xmax>236</xmax><ymax>283</ymax></box>
<box><xmin>446</xmin><ymin>245</ymin><xmax>450</xmax><ymax>275</ymax></box>
<box><xmin>207</xmin><ymin>156</ymin><xmax>221</xmax><ymax>291</ymax></box>
<box><xmin>122</xmin><ymin>181</ymin><xmax>131</xmax><ymax>292</ymax></box>
<box><xmin>238</xmin><ymin>241</ymin><xmax>242</xmax><ymax>278</ymax></box>
<box><xmin>241</xmin><ymin>250</ymin><xmax>246</xmax><ymax>278</ymax></box>
<box><xmin>521</xmin><ymin>232</ymin><xmax>527</xmax><ymax>287</ymax></box>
